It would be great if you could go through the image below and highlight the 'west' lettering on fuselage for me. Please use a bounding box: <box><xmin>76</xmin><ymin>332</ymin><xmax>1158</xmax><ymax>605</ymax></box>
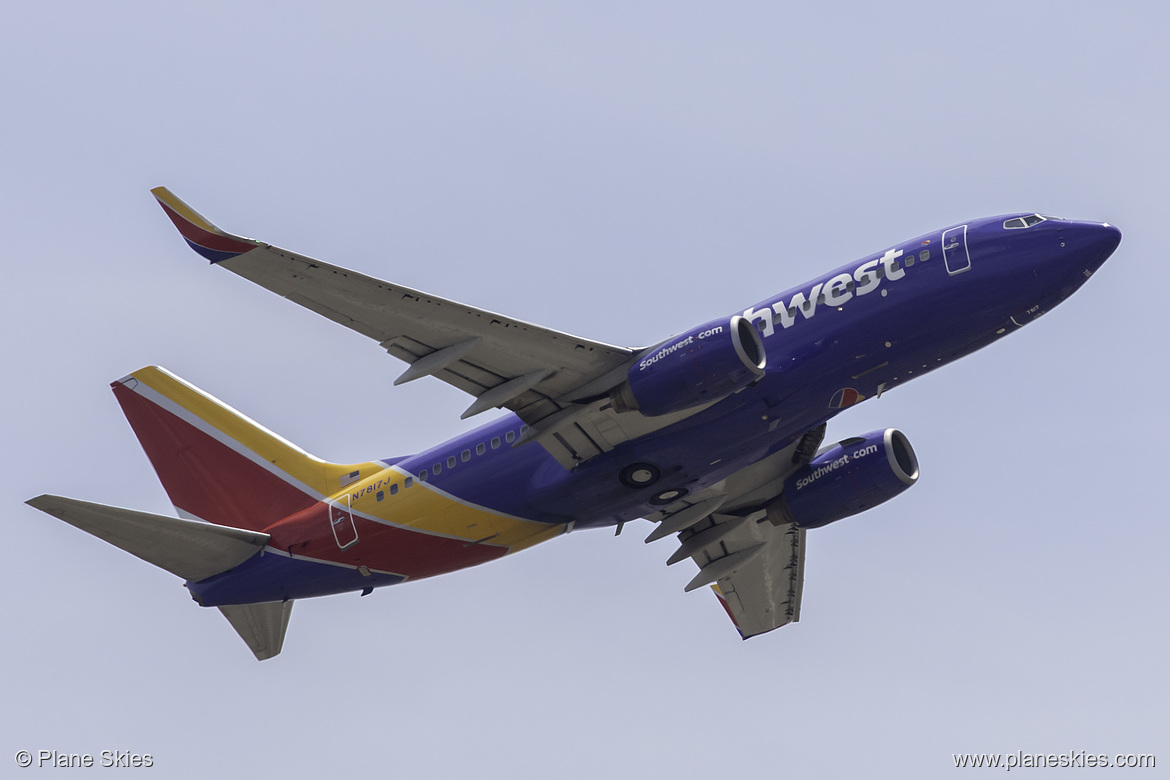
<box><xmin>744</xmin><ymin>248</ymin><xmax>906</xmax><ymax>337</ymax></box>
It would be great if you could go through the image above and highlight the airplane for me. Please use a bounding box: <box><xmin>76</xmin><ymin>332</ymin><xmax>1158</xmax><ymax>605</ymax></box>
<box><xmin>26</xmin><ymin>190</ymin><xmax>1121</xmax><ymax>659</ymax></box>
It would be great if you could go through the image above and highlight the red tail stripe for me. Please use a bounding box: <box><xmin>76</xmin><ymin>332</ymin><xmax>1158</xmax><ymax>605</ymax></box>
<box><xmin>268</xmin><ymin>503</ymin><xmax>505</xmax><ymax>579</ymax></box>
<box><xmin>113</xmin><ymin>383</ymin><xmax>317</xmax><ymax>531</ymax></box>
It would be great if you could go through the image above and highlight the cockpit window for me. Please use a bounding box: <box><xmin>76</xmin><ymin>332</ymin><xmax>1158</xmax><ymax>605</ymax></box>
<box><xmin>1003</xmin><ymin>214</ymin><xmax>1054</xmax><ymax>229</ymax></box>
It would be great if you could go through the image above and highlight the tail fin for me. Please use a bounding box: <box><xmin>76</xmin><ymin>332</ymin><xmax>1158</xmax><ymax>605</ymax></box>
<box><xmin>112</xmin><ymin>366</ymin><xmax>381</xmax><ymax>532</ymax></box>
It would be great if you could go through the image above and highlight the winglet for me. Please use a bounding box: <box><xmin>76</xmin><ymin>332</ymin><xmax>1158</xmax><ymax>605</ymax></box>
<box><xmin>151</xmin><ymin>186</ymin><xmax>260</xmax><ymax>263</ymax></box>
<box><xmin>710</xmin><ymin>583</ymin><xmax>746</xmax><ymax>640</ymax></box>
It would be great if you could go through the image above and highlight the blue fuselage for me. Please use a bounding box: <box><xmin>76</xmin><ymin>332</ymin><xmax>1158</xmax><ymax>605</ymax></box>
<box><xmin>391</xmin><ymin>215</ymin><xmax>1120</xmax><ymax>530</ymax></box>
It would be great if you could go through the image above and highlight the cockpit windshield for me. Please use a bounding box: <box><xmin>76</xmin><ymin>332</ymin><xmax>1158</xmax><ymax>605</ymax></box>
<box><xmin>1004</xmin><ymin>214</ymin><xmax>1063</xmax><ymax>229</ymax></box>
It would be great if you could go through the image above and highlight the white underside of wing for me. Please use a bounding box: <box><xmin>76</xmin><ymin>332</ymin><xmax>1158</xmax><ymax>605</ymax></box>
<box><xmin>217</xmin><ymin>246</ymin><xmax>725</xmax><ymax>468</ymax></box>
<box><xmin>221</xmin><ymin>246</ymin><xmax>633</xmax><ymax>412</ymax></box>
<box><xmin>643</xmin><ymin>436</ymin><xmax>813</xmax><ymax>638</ymax></box>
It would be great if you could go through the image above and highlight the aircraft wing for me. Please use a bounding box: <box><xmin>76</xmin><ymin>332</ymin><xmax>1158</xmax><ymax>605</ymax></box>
<box><xmin>706</xmin><ymin>517</ymin><xmax>806</xmax><ymax>638</ymax></box>
<box><xmin>643</xmin><ymin>425</ymin><xmax>825</xmax><ymax>638</ymax></box>
<box><xmin>151</xmin><ymin>187</ymin><xmax>637</xmax><ymax>431</ymax></box>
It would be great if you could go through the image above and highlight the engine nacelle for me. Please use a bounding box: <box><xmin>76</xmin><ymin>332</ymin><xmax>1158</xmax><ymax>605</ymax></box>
<box><xmin>769</xmin><ymin>428</ymin><xmax>919</xmax><ymax>529</ymax></box>
<box><xmin>610</xmin><ymin>315</ymin><xmax>766</xmax><ymax>417</ymax></box>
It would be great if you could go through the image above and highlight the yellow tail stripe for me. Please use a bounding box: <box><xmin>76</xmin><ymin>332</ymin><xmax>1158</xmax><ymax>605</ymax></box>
<box><xmin>128</xmin><ymin>366</ymin><xmax>381</xmax><ymax>498</ymax></box>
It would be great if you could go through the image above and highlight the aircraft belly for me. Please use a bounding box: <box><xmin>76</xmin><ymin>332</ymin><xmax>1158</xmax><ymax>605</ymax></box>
<box><xmin>187</xmin><ymin>551</ymin><xmax>406</xmax><ymax>606</ymax></box>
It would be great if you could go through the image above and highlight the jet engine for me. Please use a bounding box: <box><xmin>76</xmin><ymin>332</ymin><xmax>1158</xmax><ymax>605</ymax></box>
<box><xmin>768</xmin><ymin>428</ymin><xmax>919</xmax><ymax>529</ymax></box>
<box><xmin>610</xmin><ymin>315</ymin><xmax>766</xmax><ymax>417</ymax></box>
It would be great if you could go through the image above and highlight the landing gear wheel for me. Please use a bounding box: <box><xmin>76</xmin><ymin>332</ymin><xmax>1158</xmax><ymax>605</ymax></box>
<box><xmin>619</xmin><ymin>462</ymin><xmax>660</xmax><ymax>489</ymax></box>
<box><xmin>650</xmin><ymin>488</ymin><xmax>688</xmax><ymax>506</ymax></box>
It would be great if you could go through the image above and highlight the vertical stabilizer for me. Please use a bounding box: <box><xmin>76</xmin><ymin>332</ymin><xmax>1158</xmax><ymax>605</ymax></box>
<box><xmin>112</xmin><ymin>366</ymin><xmax>382</xmax><ymax>532</ymax></box>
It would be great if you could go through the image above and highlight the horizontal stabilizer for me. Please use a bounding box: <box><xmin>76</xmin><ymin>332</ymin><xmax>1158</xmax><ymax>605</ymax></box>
<box><xmin>26</xmin><ymin>495</ymin><xmax>269</xmax><ymax>582</ymax></box>
<box><xmin>218</xmin><ymin>601</ymin><xmax>293</xmax><ymax>661</ymax></box>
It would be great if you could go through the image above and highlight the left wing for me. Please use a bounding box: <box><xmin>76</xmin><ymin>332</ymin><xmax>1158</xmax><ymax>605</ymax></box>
<box><xmin>643</xmin><ymin>425</ymin><xmax>825</xmax><ymax>638</ymax></box>
<box><xmin>704</xmin><ymin>515</ymin><xmax>806</xmax><ymax>638</ymax></box>
<box><xmin>151</xmin><ymin>187</ymin><xmax>635</xmax><ymax>426</ymax></box>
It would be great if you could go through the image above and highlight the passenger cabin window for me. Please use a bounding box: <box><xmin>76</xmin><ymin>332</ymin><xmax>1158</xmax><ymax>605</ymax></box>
<box><xmin>461</xmin><ymin>450</ymin><xmax>470</xmax><ymax>463</ymax></box>
<box><xmin>490</xmin><ymin>437</ymin><xmax>501</xmax><ymax>449</ymax></box>
<box><xmin>505</xmin><ymin>431</ymin><xmax>515</xmax><ymax>443</ymax></box>
<box><xmin>476</xmin><ymin>443</ymin><xmax>486</xmax><ymax>456</ymax></box>
<box><xmin>404</xmin><ymin>477</ymin><xmax>413</xmax><ymax>489</ymax></box>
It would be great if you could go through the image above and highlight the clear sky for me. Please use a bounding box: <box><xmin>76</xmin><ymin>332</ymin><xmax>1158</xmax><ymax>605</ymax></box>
<box><xmin>3</xmin><ymin>2</ymin><xmax>1166</xmax><ymax>777</ymax></box>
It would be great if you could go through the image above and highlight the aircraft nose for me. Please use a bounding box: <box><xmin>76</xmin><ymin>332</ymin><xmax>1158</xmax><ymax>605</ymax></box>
<box><xmin>1078</xmin><ymin>221</ymin><xmax>1121</xmax><ymax>264</ymax></box>
<box><xmin>1089</xmin><ymin>221</ymin><xmax>1121</xmax><ymax>256</ymax></box>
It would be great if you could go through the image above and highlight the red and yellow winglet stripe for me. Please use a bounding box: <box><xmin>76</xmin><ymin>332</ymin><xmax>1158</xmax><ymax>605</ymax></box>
<box><xmin>151</xmin><ymin>187</ymin><xmax>259</xmax><ymax>263</ymax></box>
<box><xmin>711</xmin><ymin>583</ymin><xmax>745</xmax><ymax>638</ymax></box>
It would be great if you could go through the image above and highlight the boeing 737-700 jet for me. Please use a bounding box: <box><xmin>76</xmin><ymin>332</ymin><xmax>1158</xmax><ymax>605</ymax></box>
<box><xmin>26</xmin><ymin>190</ymin><xmax>1121</xmax><ymax>659</ymax></box>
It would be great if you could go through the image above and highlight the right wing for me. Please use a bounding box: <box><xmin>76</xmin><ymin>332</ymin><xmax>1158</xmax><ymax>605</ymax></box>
<box><xmin>151</xmin><ymin>187</ymin><xmax>635</xmax><ymax>425</ymax></box>
<box><xmin>151</xmin><ymin>188</ymin><xmax>720</xmax><ymax>469</ymax></box>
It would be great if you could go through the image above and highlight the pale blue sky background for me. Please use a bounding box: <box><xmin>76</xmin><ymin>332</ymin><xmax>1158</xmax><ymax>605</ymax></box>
<box><xmin>3</xmin><ymin>2</ymin><xmax>1166</xmax><ymax>777</ymax></box>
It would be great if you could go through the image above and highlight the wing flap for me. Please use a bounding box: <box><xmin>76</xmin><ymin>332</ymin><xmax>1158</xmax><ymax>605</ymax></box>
<box><xmin>711</xmin><ymin>522</ymin><xmax>806</xmax><ymax>638</ymax></box>
<box><xmin>643</xmin><ymin>427</ymin><xmax>822</xmax><ymax>638</ymax></box>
